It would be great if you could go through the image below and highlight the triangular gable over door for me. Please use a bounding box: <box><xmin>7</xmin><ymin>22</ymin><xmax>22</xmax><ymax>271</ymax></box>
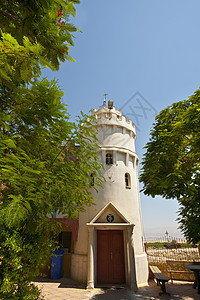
<box><xmin>88</xmin><ymin>201</ymin><xmax>130</xmax><ymax>224</ymax></box>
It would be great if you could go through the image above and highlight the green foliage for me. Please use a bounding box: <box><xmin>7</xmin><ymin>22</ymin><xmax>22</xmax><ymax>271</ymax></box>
<box><xmin>0</xmin><ymin>229</ymin><xmax>49</xmax><ymax>299</ymax></box>
<box><xmin>140</xmin><ymin>91</ymin><xmax>200</xmax><ymax>244</ymax></box>
<box><xmin>0</xmin><ymin>0</ymin><xmax>80</xmax><ymax>87</ymax></box>
<box><xmin>0</xmin><ymin>0</ymin><xmax>104</xmax><ymax>298</ymax></box>
<box><xmin>145</xmin><ymin>242</ymin><xmax>166</xmax><ymax>248</ymax></box>
<box><xmin>0</xmin><ymin>32</ymin><xmax>42</xmax><ymax>88</ymax></box>
<box><xmin>146</xmin><ymin>242</ymin><xmax>195</xmax><ymax>248</ymax></box>
<box><xmin>0</xmin><ymin>0</ymin><xmax>79</xmax><ymax>72</ymax></box>
<box><xmin>0</xmin><ymin>78</ymin><xmax>103</xmax><ymax>298</ymax></box>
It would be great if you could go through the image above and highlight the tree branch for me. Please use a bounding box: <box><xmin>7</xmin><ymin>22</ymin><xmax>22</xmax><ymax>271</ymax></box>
<box><xmin>0</xmin><ymin>52</ymin><xmax>30</xmax><ymax>58</ymax></box>
<box><xmin>0</xmin><ymin>8</ymin><xmax>21</xmax><ymax>24</ymax></box>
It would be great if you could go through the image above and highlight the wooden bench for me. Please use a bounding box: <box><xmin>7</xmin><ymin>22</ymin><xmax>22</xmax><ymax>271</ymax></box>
<box><xmin>149</xmin><ymin>265</ymin><xmax>170</xmax><ymax>295</ymax></box>
<box><xmin>166</xmin><ymin>260</ymin><xmax>193</xmax><ymax>283</ymax></box>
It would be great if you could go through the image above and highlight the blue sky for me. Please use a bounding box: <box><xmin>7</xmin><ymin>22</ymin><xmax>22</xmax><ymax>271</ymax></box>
<box><xmin>43</xmin><ymin>0</ymin><xmax>200</xmax><ymax>239</ymax></box>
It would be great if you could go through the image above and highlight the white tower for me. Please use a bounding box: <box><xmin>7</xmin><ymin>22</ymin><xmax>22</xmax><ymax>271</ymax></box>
<box><xmin>70</xmin><ymin>102</ymin><xmax>148</xmax><ymax>289</ymax></box>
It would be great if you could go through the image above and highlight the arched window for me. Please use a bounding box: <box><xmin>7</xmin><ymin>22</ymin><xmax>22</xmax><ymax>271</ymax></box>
<box><xmin>106</xmin><ymin>153</ymin><xmax>113</xmax><ymax>165</ymax></box>
<box><xmin>125</xmin><ymin>173</ymin><xmax>131</xmax><ymax>189</ymax></box>
<box><xmin>90</xmin><ymin>173</ymin><xmax>94</xmax><ymax>186</ymax></box>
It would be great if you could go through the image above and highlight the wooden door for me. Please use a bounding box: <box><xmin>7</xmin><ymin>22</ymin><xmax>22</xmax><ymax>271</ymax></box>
<box><xmin>97</xmin><ymin>230</ymin><xmax>125</xmax><ymax>284</ymax></box>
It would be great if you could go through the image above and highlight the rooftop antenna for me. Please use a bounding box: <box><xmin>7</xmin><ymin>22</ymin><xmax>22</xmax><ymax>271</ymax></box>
<box><xmin>103</xmin><ymin>93</ymin><xmax>108</xmax><ymax>107</ymax></box>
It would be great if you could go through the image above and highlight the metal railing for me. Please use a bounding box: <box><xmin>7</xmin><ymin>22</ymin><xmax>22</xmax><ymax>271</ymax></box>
<box><xmin>147</xmin><ymin>247</ymin><xmax>200</xmax><ymax>263</ymax></box>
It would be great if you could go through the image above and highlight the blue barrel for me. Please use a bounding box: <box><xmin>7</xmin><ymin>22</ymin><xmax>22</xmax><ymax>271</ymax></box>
<box><xmin>51</xmin><ymin>250</ymin><xmax>64</xmax><ymax>279</ymax></box>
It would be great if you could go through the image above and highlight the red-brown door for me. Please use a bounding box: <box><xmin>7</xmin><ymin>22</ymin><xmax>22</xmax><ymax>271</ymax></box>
<box><xmin>97</xmin><ymin>230</ymin><xmax>125</xmax><ymax>284</ymax></box>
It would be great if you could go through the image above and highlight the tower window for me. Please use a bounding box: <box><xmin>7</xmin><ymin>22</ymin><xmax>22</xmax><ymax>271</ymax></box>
<box><xmin>125</xmin><ymin>173</ymin><xmax>131</xmax><ymax>189</ymax></box>
<box><xmin>106</xmin><ymin>153</ymin><xmax>113</xmax><ymax>165</ymax></box>
<box><xmin>90</xmin><ymin>173</ymin><xmax>94</xmax><ymax>186</ymax></box>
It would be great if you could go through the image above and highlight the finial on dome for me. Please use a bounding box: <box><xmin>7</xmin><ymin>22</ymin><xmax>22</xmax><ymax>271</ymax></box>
<box><xmin>108</xmin><ymin>100</ymin><xmax>113</xmax><ymax>109</ymax></box>
<box><xmin>103</xmin><ymin>93</ymin><xmax>108</xmax><ymax>107</ymax></box>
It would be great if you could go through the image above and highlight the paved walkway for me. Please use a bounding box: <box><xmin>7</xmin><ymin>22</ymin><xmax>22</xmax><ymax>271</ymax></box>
<box><xmin>34</xmin><ymin>278</ymin><xmax>200</xmax><ymax>300</ymax></box>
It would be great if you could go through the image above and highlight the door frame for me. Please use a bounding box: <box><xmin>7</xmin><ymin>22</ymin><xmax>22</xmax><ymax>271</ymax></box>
<box><xmin>86</xmin><ymin>223</ymin><xmax>136</xmax><ymax>290</ymax></box>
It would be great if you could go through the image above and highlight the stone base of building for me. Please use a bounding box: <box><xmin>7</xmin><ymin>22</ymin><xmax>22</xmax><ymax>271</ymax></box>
<box><xmin>70</xmin><ymin>253</ymin><xmax>87</xmax><ymax>283</ymax></box>
<box><xmin>70</xmin><ymin>251</ymin><xmax>149</xmax><ymax>289</ymax></box>
<box><xmin>135</xmin><ymin>253</ymin><xmax>149</xmax><ymax>287</ymax></box>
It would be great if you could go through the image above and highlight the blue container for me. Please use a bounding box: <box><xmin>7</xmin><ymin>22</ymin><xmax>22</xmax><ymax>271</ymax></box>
<box><xmin>51</xmin><ymin>250</ymin><xmax>64</xmax><ymax>279</ymax></box>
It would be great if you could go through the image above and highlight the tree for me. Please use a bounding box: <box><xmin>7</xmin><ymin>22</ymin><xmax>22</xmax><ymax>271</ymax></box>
<box><xmin>139</xmin><ymin>91</ymin><xmax>200</xmax><ymax>244</ymax></box>
<box><xmin>0</xmin><ymin>1</ymin><xmax>103</xmax><ymax>298</ymax></box>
